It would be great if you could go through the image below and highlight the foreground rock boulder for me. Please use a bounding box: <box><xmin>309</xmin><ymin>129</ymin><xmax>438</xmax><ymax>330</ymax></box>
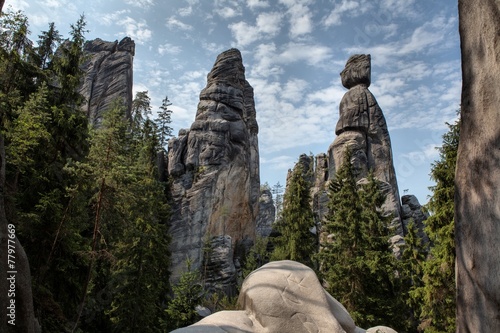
<box><xmin>456</xmin><ymin>0</ymin><xmax>500</xmax><ymax>332</ymax></box>
<box><xmin>167</xmin><ymin>49</ymin><xmax>260</xmax><ymax>292</ymax></box>
<box><xmin>171</xmin><ymin>261</ymin><xmax>397</xmax><ymax>333</ymax></box>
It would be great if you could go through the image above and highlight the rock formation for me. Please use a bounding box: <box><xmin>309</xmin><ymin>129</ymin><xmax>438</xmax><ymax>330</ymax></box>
<box><xmin>330</xmin><ymin>54</ymin><xmax>402</xmax><ymax>232</ymax></box>
<box><xmin>79</xmin><ymin>37</ymin><xmax>135</xmax><ymax>125</ymax></box>
<box><xmin>255</xmin><ymin>188</ymin><xmax>275</xmax><ymax>237</ymax></box>
<box><xmin>456</xmin><ymin>1</ymin><xmax>500</xmax><ymax>332</ymax></box>
<box><xmin>167</xmin><ymin>49</ymin><xmax>260</xmax><ymax>291</ymax></box>
<box><xmin>171</xmin><ymin>260</ymin><xmax>397</xmax><ymax>333</ymax></box>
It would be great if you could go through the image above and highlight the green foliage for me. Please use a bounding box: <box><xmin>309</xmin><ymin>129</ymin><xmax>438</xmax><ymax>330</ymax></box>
<box><xmin>401</xmin><ymin>219</ymin><xmax>428</xmax><ymax>331</ymax></box>
<box><xmin>166</xmin><ymin>260</ymin><xmax>204</xmax><ymax>330</ymax></box>
<box><xmin>242</xmin><ymin>236</ymin><xmax>269</xmax><ymax>279</ymax></box>
<box><xmin>317</xmin><ymin>149</ymin><xmax>403</xmax><ymax>330</ymax></box>
<box><xmin>155</xmin><ymin>95</ymin><xmax>173</xmax><ymax>149</ymax></box>
<box><xmin>416</xmin><ymin>119</ymin><xmax>459</xmax><ymax>333</ymax></box>
<box><xmin>271</xmin><ymin>162</ymin><xmax>317</xmax><ymax>268</ymax></box>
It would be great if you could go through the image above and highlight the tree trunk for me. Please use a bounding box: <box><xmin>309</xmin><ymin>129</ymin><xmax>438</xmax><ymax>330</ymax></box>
<box><xmin>456</xmin><ymin>1</ymin><xmax>500</xmax><ymax>332</ymax></box>
<box><xmin>0</xmin><ymin>134</ymin><xmax>39</xmax><ymax>332</ymax></box>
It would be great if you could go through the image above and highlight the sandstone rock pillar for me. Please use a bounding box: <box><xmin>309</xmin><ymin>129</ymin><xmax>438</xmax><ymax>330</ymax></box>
<box><xmin>330</xmin><ymin>54</ymin><xmax>402</xmax><ymax>233</ymax></box>
<box><xmin>167</xmin><ymin>49</ymin><xmax>260</xmax><ymax>292</ymax></box>
<box><xmin>456</xmin><ymin>1</ymin><xmax>500</xmax><ymax>332</ymax></box>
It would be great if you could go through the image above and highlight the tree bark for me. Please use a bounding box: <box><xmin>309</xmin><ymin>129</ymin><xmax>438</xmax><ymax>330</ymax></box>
<box><xmin>456</xmin><ymin>1</ymin><xmax>500</xmax><ymax>332</ymax></box>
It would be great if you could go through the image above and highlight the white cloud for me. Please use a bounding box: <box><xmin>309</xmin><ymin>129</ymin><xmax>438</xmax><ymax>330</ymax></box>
<box><xmin>124</xmin><ymin>0</ymin><xmax>155</xmax><ymax>8</ymax></box>
<box><xmin>279</xmin><ymin>0</ymin><xmax>314</xmax><ymax>38</ymax></box>
<box><xmin>100</xmin><ymin>10</ymin><xmax>130</xmax><ymax>26</ymax></box>
<box><xmin>261</xmin><ymin>155</ymin><xmax>296</xmax><ymax>170</ymax></box>
<box><xmin>45</xmin><ymin>0</ymin><xmax>67</xmax><ymax>8</ymax></box>
<box><xmin>178</xmin><ymin>6</ymin><xmax>193</xmax><ymax>16</ymax></box>
<box><xmin>323</xmin><ymin>0</ymin><xmax>360</xmax><ymax>27</ymax></box>
<box><xmin>250</xmin><ymin>42</ymin><xmax>332</xmax><ymax>78</ymax></box>
<box><xmin>166</xmin><ymin>16</ymin><xmax>193</xmax><ymax>31</ymax></box>
<box><xmin>158</xmin><ymin>43</ymin><xmax>182</xmax><ymax>56</ymax></box>
<box><xmin>214</xmin><ymin>0</ymin><xmax>242</xmax><ymax>19</ymax></box>
<box><xmin>120</xmin><ymin>17</ymin><xmax>152</xmax><ymax>44</ymax></box>
<box><xmin>229</xmin><ymin>12</ymin><xmax>283</xmax><ymax>46</ymax></box>
<box><xmin>282</xmin><ymin>78</ymin><xmax>308</xmax><ymax>102</ymax></box>
<box><xmin>247</xmin><ymin>0</ymin><xmax>269</xmax><ymax>10</ymax></box>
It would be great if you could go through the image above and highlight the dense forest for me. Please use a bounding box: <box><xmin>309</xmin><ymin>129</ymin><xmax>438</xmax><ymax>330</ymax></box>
<box><xmin>0</xmin><ymin>8</ymin><xmax>459</xmax><ymax>333</ymax></box>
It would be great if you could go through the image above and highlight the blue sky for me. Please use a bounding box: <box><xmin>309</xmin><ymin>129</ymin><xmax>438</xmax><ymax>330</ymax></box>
<box><xmin>8</xmin><ymin>0</ymin><xmax>461</xmax><ymax>204</ymax></box>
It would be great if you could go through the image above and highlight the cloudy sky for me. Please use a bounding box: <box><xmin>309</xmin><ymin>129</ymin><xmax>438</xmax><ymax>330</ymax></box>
<box><xmin>8</xmin><ymin>0</ymin><xmax>461</xmax><ymax>204</ymax></box>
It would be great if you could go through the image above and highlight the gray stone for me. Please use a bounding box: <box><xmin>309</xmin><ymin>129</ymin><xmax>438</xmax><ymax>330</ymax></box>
<box><xmin>172</xmin><ymin>261</ymin><xmax>397</xmax><ymax>333</ymax></box>
<box><xmin>331</xmin><ymin>54</ymin><xmax>402</xmax><ymax>234</ymax></box>
<box><xmin>401</xmin><ymin>195</ymin><xmax>429</xmax><ymax>245</ymax></box>
<box><xmin>79</xmin><ymin>37</ymin><xmax>135</xmax><ymax>126</ymax></box>
<box><xmin>255</xmin><ymin>188</ymin><xmax>275</xmax><ymax>237</ymax></box>
<box><xmin>456</xmin><ymin>1</ymin><xmax>500</xmax><ymax>332</ymax></box>
<box><xmin>168</xmin><ymin>49</ymin><xmax>260</xmax><ymax>292</ymax></box>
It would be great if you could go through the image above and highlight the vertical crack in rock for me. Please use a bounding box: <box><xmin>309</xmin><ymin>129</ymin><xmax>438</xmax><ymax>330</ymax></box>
<box><xmin>79</xmin><ymin>37</ymin><xmax>135</xmax><ymax>126</ymax></box>
<box><xmin>167</xmin><ymin>49</ymin><xmax>260</xmax><ymax>292</ymax></box>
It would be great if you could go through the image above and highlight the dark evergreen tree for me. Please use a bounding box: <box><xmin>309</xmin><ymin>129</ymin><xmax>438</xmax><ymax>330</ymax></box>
<box><xmin>155</xmin><ymin>95</ymin><xmax>173</xmax><ymax>149</ymax></box>
<box><xmin>416</xmin><ymin>119</ymin><xmax>459</xmax><ymax>333</ymax></box>
<box><xmin>35</xmin><ymin>22</ymin><xmax>62</xmax><ymax>70</ymax></box>
<box><xmin>271</xmin><ymin>163</ymin><xmax>316</xmax><ymax>268</ymax></box>
<box><xmin>317</xmin><ymin>149</ymin><xmax>403</xmax><ymax>329</ymax></box>
<box><xmin>131</xmin><ymin>90</ymin><xmax>152</xmax><ymax>128</ymax></box>
<box><xmin>165</xmin><ymin>260</ymin><xmax>204</xmax><ymax>330</ymax></box>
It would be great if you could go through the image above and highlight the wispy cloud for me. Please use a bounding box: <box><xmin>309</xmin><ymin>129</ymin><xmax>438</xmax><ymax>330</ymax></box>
<box><xmin>323</xmin><ymin>0</ymin><xmax>362</xmax><ymax>27</ymax></box>
<box><xmin>229</xmin><ymin>12</ymin><xmax>283</xmax><ymax>46</ymax></box>
<box><xmin>214</xmin><ymin>0</ymin><xmax>242</xmax><ymax>19</ymax></box>
<box><xmin>120</xmin><ymin>17</ymin><xmax>152</xmax><ymax>44</ymax></box>
<box><xmin>124</xmin><ymin>0</ymin><xmax>155</xmax><ymax>8</ymax></box>
<box><xmin>247</xmin><ymin>0</ymin><xmax>269</xmax><ymax>10</ymax></box>
<box><xmin>100</xmin><ymin>10</ymin><xmax>130</xmax><ymax>26</ymax></box>
<box><xmin>279</xmin><ymin>0</ymin><xmax>314</xmax><ymax>38</ymax></box>
<box><xmin>166</xmin><ymin>16</ymin><xmax>193</xmax><ymax>31</ymax></box>
<box><xmin>158</xmin><ymin>43</ymin><xmax>182</xmax><ymax>56</ymax></box>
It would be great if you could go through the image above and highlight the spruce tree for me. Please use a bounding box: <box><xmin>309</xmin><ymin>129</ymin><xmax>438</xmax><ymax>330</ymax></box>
<box><xmin>155</xmin><ymin>95</ymin><xmax>173</xmax><ymax>149</ymax></box>
<box><xmin>416</xmin><ymin>119</ymin><xmax>459</xmax><ymax>333</ymax></box>
<box><xmin>318</xmin><ymin>149</ymin><xmax>402</xmax><ymax>329</ymax></box>
<box><xmin>270</xmin><ymin>163</ymin><xmax>316</xmax><ymax>268</ymax></box>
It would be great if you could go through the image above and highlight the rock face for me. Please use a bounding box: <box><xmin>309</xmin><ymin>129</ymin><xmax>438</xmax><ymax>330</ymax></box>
<box><xmin>255</xmin><ymin>188</ymin><xmax>275</xmax><ymax>237</ymax></box>
<box><xmin>171</xmin><ymin>260</ymin><xmax>397</xmax><ymax>333</ymax></box>
<box><xmin>79</xmin><ymin>37</ymin><xmax>135</xmax><ymax>125</ymax></box>
<box><xmin>456</xmin><ymin>1</ymin><xmax>500</xmax><ymax>332</ymax></box>
<box><xmin>330</xmin><ymin>54</ymin><xmax>402</xmax><ymax>232</ymax></box>
<box><xmin>400</xmin><ymin>195</ymin><xmax>429</xmax><ymax>244</ymax></box>
<box><xmin>167</xmin><ymin>49</ymin><xmax>260</xmax><ymax>289</ymax></box>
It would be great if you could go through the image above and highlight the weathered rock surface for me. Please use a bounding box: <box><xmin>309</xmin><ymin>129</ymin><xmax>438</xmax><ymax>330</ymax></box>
<box><xmin>255</xmin><ymin>188</ymin><xmax>275</xmax><ymax>237</ymax></box>
<box><xmin>171</xmin><ymin>260</ymin><xmax>397</xmax><ymax>333</ymax></box>
<box><xmin>400</xmin><ymin>195</ymin><xmax>429</xmax><ymax>244</ymax></box>
<box><xmin>79</xmin><ymin>37</ymin><xmax>135</xmax><ymax>125</ymax></box>
<box><xmin>456</xmin><ymin>1</ymin><xmax>500</xmax><ymax>332</ymax></box>
<box><xmin>167</xmin><ymin>49</ymin><xmax>260</xmax><ymax>289</ymax></box>
<box><xmin>329</xmin><ymin>54</ymin><xmax>402</xmax><ymax>233</ymax></box>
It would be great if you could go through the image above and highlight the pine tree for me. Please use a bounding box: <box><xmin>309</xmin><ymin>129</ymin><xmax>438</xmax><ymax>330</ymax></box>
<box><xmin>416</xmin><ymin>119</ymin><xmax>459</xmax><ymax>333</ymax></box>
<box><xmin>271</xmin><ymin>163</ymin><xmax>316</xmax><ymax>268</ymax></box>
<box><xmin>317</xmin><ymin>149</ymin><xmax>402</xmax><ymax>329</ymax></box>
<box><xmin>165</xmin><ymin>260</ymin><xmax>204</xmax><ymax>330</ymax></box>
<box><xmin>155</xmin><ymin>95</ymin><xmax>173</xmax><ymax>149</ymax></box>
<box><xmin>131</xmin><ymin>90</ymin><xmax>152</xmax><ymax>128</ymax></box>
<box><xmin>401</xmin><ymin>219</ymin><xmax>428</xmax><ymax>331</ymax></box>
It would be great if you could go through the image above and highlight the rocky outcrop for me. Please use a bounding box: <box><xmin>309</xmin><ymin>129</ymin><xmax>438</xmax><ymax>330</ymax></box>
<box><xmin>400</xmin><ymin>195</ymin><xmax>429</xmax><ymax>244</ymax></box>
<box><xmin>167</xmin><ymin>49</ymin><xmax>260</xmax><ymax>289</ymax></box>
<box><xmin>255</xmin><ymin>188</ymin><xmax>275</xmax><ymax>237</ymax></box>
<box><xmin>171</xmin><ymin>260</ymin><xmax>397</xmax><ymax>333</ymax></box>
<box><xmin>330</xmin><ymin>54</ymin><xmax>402</xmax><ymax>233</ymax></box>
<box><xmin>456</xmin><ymin>1</ymin><xmax>500</xmax><ymax>332</ymax></box>
<box><xmin>79</xmin><ymin>37</ymin><xmax>135</xmax><ymax>125</ymax></box>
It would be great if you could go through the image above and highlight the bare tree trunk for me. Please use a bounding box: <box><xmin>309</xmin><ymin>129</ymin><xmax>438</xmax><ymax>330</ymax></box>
<box><xmin>0</xmin><ymin>133</ymin><xmax>39</xmax><ymax>332</ymax></box>
<box><xmin>456</xmin><ymin>1</ymin><xmax>500</xmax><ymax>332</ymax></box>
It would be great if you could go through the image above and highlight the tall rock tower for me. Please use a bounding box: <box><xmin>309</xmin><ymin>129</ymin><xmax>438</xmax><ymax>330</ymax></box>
<box><xmin>79</xmin><ymin>37</ymin><xmax>135</xmax><ymax>125</ymax></box>
<box><xmin>330</xmin><ymin>54</ymin><xmax>402</xmax><ymax>231</ymax></box>
<box><xmin>168</xmin><ymin>49</ymin><xmax>260</xmax><ymax>291</ymax></box>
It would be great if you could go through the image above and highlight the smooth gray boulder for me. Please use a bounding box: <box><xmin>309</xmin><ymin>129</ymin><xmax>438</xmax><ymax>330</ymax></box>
<box><xmin>171</xmin><ymin>261</ymin><xmax>397</xmax><ymax>333</ymax></box>
<box><xmin>456</xmin><ymin>0</ymin><xmax>500</xmax><ymax>332</ymax></box>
